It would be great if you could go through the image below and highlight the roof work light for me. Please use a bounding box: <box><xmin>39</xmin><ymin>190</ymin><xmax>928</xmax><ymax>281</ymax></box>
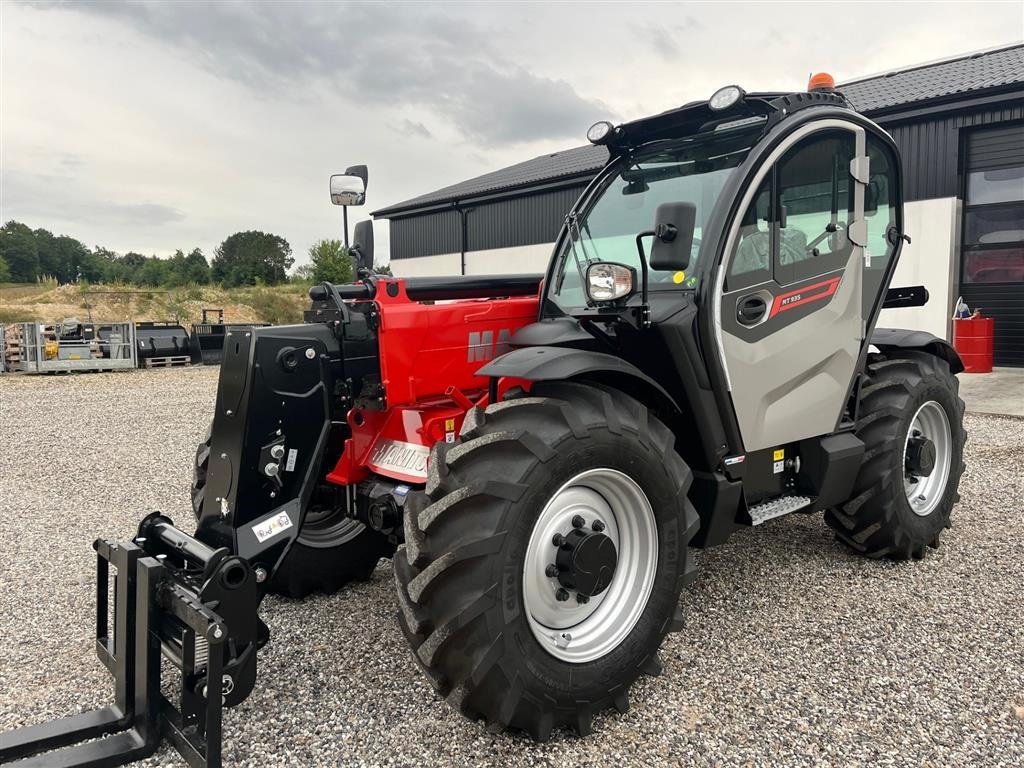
<box><xmin>587</xmin><ymin>121</ymin><xmax>615</xmax><ymax>144</ymax></box>
<box><xmin>708</xmin><ymin>85</ymin><xmax>746</xmax><ymax>111</ymax></box>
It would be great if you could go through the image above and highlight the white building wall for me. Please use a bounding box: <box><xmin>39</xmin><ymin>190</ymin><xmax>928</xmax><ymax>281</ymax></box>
<box><xmin>389</xmin><ymin>252</ymin><xmax>463</xmax><ymax>277</ymax></box>
<box><xmin>465</xmin><ymin>243</ymin><xmax>553</xmax><ymax>275</ymax></box>
<box><xmin>389</xmin><ymin>243</ymin><xmax>555</xmax><ymax>279</ymax></box>
<box><xmin>878</xmin><ymin>197</ymin><xmax>959</xmax><ymax>341</ymax></box>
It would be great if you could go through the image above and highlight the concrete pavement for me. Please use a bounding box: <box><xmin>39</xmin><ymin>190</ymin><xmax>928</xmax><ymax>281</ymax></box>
<box><xmin>957</xmin><ymin>367</ymin><xmax>1024</xmax><ymax>417</ymax></box>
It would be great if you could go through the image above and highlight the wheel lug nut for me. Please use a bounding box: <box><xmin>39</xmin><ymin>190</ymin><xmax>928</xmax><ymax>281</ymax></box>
<box><xmin>552</xmin><ymin>534</ymin><xmax>564</xmax><ymax>547</ymax></box>
<box><xmin>555</xmin><ymin>588</ymin><xmax>570</xmax><ymax>602</ymax></box>
<box><xmin>591</xmin><ymin>520</ymin><xmax>605</xmax><ymax>533</ymax></box>
<box><xmin>571</xmin><ymin>514</ymin><xmax>585</xmax><ymax>529</ymax></box>
<box><xmin>576</xmin><ymin>593</ymin><xmax>590</xmax><ymax>604</ymax></box>
<box><xmin>545</xmin><ymin>564</ymin><xmax>559</xmax><ymax>578</ymax></box>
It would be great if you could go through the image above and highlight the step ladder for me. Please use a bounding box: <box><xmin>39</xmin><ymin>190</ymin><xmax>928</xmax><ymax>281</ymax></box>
<box><xmin>747</xmin><ymin>495</ymin><xmax>813</xmax><ymax>525</ymax></box>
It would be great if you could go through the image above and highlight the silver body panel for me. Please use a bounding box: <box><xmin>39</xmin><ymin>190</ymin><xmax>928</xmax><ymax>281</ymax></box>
<box><xmin>715</xmin><ymin>119</ymin><xmax>868</xmax><ymax>452</ymax></box>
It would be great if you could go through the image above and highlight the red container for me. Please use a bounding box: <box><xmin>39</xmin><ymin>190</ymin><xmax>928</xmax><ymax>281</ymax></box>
<box><xmin>953</xmin><ymin>316</ymin><xmax>994</xmax><ymax>373</ymax></box>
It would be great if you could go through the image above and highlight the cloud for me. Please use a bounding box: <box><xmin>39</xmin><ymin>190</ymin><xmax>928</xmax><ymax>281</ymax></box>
<box><xmin>629</xmin><ymin>18</ymin><xmax>705</xmax><ymax>60</ymax></box>
<box><xmin>4</xmin><ymin>170</ymin><xmax>185</xmax><ymax>227</ymax></box>
<box><xmin>392</xmin><ymin>119</ymin><xmax>432</xmax><ymax>139</ymax></box>
<box><xmin>38</xmin><ymin>1</ymin><xmax>610</xmax><ymax>146</ymax></box>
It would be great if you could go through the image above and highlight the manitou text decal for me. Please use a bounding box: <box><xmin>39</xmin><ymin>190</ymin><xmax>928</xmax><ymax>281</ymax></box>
<box><xmin>368</xmin><ymin>439</ymin><xmax>430</xmax><ymax>480</ymax></box>
<box><xmin>467</xmin><ymin>328</ymin><xmax>513</xmax><ymax>362</ymax></box>
<box><xmin>769</xmin><ymin>276</ymin><xmax>842</xmax><ymax>319</ymax></box>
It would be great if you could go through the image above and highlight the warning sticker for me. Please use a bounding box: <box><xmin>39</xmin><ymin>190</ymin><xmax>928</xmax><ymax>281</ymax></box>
<box><xmin>285</xmin><ymin>448</ymin><xmax>298</xmax><ymax>472</ymax></box>
<box><xmin>773</xmin><ymin>460</ymin><xmax>785</xmax><ymax>474</ymax></box>
<box><xmin>773</xmin><ymin>449</ymin><xmax>785</xmax><ymax>461</ymax></box>
<box><xmin>444</xmin><ymin>418</ymin><xmax>456</xmax><ymax>431</ymax></box>
<box><xmin>251</xmin><ymin>511</ymin><xmax>294</xmax><ymax>543</ymax></box>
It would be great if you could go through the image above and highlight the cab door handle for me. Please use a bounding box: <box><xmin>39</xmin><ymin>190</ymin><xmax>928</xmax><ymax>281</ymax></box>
<box><xmin>737</xmin><ymin>295</ymin><xmax>767</xmax><ymax>325</ymax></box>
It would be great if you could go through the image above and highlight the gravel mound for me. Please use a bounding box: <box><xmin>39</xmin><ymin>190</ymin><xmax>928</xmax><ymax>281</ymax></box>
<box><xmin>1</xmin><ymin>368</ymin><xmax>1021</xmax><ymax>767</ymax></box>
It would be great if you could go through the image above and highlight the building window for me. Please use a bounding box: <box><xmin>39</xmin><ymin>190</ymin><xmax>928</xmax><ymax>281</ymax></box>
<box><xmin>962</xmin><ymin>125</ymin><xmax>1024</xmax><ymax>284</ymax></box>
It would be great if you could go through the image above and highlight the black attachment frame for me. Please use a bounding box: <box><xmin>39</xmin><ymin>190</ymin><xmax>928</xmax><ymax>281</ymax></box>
<box><xmin>0</xmin><ymin>531</ymin><xmax>237</xmax><ymax>768</ymax></box>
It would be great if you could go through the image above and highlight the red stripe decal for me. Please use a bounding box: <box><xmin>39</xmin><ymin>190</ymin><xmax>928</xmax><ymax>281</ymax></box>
<box><xmin>769</xmin><ymin>276</ymin><xmax>841</xmax><ymax>319</ymax></box>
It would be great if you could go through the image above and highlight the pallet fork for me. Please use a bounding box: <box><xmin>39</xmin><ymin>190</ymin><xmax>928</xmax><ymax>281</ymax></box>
<box><xmin>1</xmin><ymin>516</ymin><xmax>263</xmax><ymax>768</ymax></box>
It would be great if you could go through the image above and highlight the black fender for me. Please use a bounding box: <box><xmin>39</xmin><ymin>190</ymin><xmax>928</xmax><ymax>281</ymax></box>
<box><xmin>871</xmin><ymin>328</ymin><xmax>964</xmax><ymax>375</ymax></box>
<box><xmin>476</xmin><ymin>346</ymin><xmax>681</xmax><ymax>414</ymax></box>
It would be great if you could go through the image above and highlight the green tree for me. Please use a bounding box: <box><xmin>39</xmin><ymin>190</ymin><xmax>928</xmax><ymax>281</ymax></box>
<box><xmin>137</xmin><ymin>256</ymin><xmax>171</xmax><ymax>287</ymax></box>
<box><xmin>290</xmin><ymin>263</ymin><xmax>314</xmax><ymax>282</ymax></box>
<box><xmin>308</xmin><ymin>239</ymin><xmax>353</xmax><ymax>284</ymax></box>
<box><xmin>58</xmin><ymin>236</ymin><xmax>98</xmax><ymax>282</ymax></box>
<box><xmin>167</xmin><ymin>249</ymin><xmax>189</xmax><ymax>286</ymax></box>
<box><xmin>0</xmin><ymin>255</ymin><xmax>10</xmax><ymax>282</ymax></box>
<box><xmin>0</xmin><ymin>221</ymin><xmax>40</xmax><ymax>282</ymax></box>
<box><xmin>211</xmin><ymin>231</ymin><xmax>293</xmax><ymax>287</ymax></box>
<box><xmin>374</xmin><ymin>262</ymin><xmax>393</xmax><ymax>276</ymax></box>
<box><xmin>33</xmin><ymin>228</ymin><xmax>65</xmax><ymax>280</ymax></box>
<box><xmin>182</xmin><ymin>248</ymin><xmax>210</xmax><ymax>284</ymax></box>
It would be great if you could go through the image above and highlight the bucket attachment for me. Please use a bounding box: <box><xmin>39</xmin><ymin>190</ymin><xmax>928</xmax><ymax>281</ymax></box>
<box><xmin>0</xmin><ymin>517</ymin><xmax>264</xmax><ymax>768</ymax></box>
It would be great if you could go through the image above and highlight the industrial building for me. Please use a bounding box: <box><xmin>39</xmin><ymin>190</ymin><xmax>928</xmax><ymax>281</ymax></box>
<box><xmin>373</xmin><ymin>45</ymin><xmax>1024</xmax><ymax>366</ymax></box>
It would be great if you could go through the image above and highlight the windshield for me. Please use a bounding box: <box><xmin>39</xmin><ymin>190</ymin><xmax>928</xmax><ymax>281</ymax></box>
<box><xmin>550</xmin><ymin>124</ymin><xmax>762</xmax><ymax>311</ymax></box>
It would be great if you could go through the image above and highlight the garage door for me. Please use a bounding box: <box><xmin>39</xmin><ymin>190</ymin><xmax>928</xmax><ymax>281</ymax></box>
<box><xmin>959</xmin><ymin>122</ymin><xmax>1024</xmax><ymax>367</ymax></box>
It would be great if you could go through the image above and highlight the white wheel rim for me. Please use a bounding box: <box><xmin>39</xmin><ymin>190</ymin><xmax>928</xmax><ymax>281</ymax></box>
<box><xmin>903</xmin><ymin>400</ymin><xmax>952</xmax><ymax>517</ymax></box>
<box><xmin>522</xmin><ymin>468</ymin><xmax>658</xmax><ymax>663</ymax></box>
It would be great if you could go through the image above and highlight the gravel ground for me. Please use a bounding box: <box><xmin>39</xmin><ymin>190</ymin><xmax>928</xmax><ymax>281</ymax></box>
<box><xmin>1</xmin><ymin>367</ymin><xmax>1021</xmax><ymax>767</ymax></box>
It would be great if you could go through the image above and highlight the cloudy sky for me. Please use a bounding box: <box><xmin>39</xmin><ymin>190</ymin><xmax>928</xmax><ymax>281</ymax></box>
<box><xmin>2</xmin><ymin>1</ymin><xmax>1022</xmax><ymax>267</ymax></box>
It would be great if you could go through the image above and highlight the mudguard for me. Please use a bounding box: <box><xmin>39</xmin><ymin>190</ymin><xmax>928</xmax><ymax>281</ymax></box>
<box><xmin>871</xmin><ymin>328</ymin><xmax>964</xmax><ymax>374</ymax></box>
<box><xmin>477</xmin><ymin>345</ymin><xmax>681</xmax><ymax>412</ymax></box>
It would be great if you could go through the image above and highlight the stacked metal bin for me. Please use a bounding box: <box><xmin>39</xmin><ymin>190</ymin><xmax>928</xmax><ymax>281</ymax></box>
<box><xmin>5</xmin><ymin>322</ymin><xmax>138</xmax><ymax>373</ymax></box>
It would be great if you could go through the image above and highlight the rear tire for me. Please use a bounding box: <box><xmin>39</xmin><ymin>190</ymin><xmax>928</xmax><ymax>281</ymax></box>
<box><xmin>825</xmin><ymin>352</ymin><xmax>966</xmax><ymax>559</ymax></box>
<box><xmin>191</xmin><ymin>424</ymin><xmax>394</xmax><ymax>598</ymax></box>
<box><xmin>394</xmin><ymin>382</ymin><xmax>699</xmax><ymax>739</ymax></box>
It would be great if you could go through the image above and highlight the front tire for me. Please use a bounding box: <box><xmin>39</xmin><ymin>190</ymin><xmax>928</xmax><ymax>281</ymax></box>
<box><xmin>825</xmin><ymin>352</ymin><xmax>966</xmax><ymax>558</ymax></box>
<box><xmin>394</xmin><ymin>382</ymin><xmax>699</xmax><ymax>739</ymax></box>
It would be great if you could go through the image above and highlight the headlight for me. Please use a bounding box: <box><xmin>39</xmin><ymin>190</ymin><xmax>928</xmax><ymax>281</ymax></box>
<box><xmin>708</xmin><ymin>85</ymin><xmax>746</xmax><ymax>111</ymax></box>
<box><xmin>587</xmin><ymin>121</ymin><xmax>615</xmax><ymax>145</ymax></box>
<box><xmin>586</xmin><ymin>262</ymin><xmax>635</xmax><ymax>302</ymax></box>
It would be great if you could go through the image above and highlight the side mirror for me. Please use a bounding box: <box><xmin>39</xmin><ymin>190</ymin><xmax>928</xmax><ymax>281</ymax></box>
<box><xmin>351</xmin><ymin>220</ymin><xmax>374</xmax><ymax>275</ymax></box>
<box><xmin>648</xmin><ymin>202</ymin><xmax>696</xmax><ymax>271</ymax></box>
<box><xmin>330</xmin><ymin>174</ymin><xmax>366</xmax><ymax>206</ymax></box>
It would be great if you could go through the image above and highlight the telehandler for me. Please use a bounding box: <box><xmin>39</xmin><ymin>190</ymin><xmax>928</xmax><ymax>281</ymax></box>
<box><xmin>1</xmin><ymin>74</ymin><xmax>966</xmax><ymax>767</ymax></box>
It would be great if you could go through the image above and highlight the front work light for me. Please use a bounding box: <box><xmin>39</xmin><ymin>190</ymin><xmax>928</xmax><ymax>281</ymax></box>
<box><xmin>586</xmin><ymin>262</ymin><xmax>635</xmax><ymax>302</ymax></box>
<box><xmin>708</xmin><ymin>85</ymin><xmax>746</xmax><ymax>111</ymax></box>
<box><xmin>587</xmin><ymin>121</ymin><xmax>615</xmax><ymax>144</ymax></box>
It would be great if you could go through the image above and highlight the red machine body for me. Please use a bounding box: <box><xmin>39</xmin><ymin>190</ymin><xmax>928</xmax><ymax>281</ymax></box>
<box><xmin>326</xmin><ymin>278</ymin><xmax>540</xmax><ymax>486</ymax></box>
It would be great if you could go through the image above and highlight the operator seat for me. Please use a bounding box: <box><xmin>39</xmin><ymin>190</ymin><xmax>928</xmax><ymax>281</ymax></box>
<box><xmin>733</xmin><ymin>228</ymin><xmax>809</xmax><ymax>275</ymax></box>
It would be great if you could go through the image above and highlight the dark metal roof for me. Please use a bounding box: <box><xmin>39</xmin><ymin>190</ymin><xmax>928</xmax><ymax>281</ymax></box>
<box><xmin>372</xmin><ymin>144</ymin><xmax>609</xmax><ymax>217</ymax></box>
<box><xmin>373</xmin><ymin>44</ymin><xmax>1024</xmax><ymax>219</ymax></box>
<box><xmin>840</xmin><ymin>43</ymin><xmax>1024</xmax><ymax>113</ymax></box>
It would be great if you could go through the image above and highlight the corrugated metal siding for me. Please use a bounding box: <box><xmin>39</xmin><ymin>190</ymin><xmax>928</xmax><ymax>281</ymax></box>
<box><xmin>881</xmin><ymin>101</ymin><xmax>1024</xmax><ymax>200</ymax></box>
<box><xmin>390</xmin><ymin>209</ymin><xmax>460</xmax><ymax>259</ymax></box>
<box><xmin>389</xmin><ymin>184</ymin><xmax>588</xmax><ymax>259</ymax></box>
<box><xmin>466</xmin><ymin>185</ymin><xmax>586</xmax><ymax>251</ymax></box>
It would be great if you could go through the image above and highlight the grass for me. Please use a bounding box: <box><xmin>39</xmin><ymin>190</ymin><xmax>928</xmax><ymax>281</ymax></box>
<box><xmin>1</xmin><ymin>281</ymin><xmax>309</xmax><ymax>326</ymax></box>
<box><xmin>0</xmin><ymin>306</ymin><xmax>41</xmax><ymax>324</ymax></box>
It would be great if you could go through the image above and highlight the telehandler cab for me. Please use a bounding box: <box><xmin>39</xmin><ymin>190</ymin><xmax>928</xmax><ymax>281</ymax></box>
<box><xmin>2</xmin><ymin>74</ymin><xmax>966</xmax><ymax>767</ymax></box>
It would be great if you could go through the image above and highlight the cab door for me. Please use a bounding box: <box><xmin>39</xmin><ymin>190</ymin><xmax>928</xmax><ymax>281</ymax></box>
<box><xmin>714</xmin><ymin>121</ymin><xmax>869</xmax><ymax>451</ymax></box>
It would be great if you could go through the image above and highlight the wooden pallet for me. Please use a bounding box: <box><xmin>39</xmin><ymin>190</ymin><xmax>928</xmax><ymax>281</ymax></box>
<box><xmin>143</xmin><ymin>355</ymin><xmax>191</xmax><ymax>369</ymax></box>
<box><xmin>3</xmin><ymin>324</ymin><xmax>25</xmax><ymax>365</ymax></box>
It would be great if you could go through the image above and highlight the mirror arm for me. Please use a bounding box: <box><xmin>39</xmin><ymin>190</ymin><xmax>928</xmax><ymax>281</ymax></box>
<box><xmin>633</xmin><ymin>231</ymin><xmax>653</xmax><ymax>329</ymax></box>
